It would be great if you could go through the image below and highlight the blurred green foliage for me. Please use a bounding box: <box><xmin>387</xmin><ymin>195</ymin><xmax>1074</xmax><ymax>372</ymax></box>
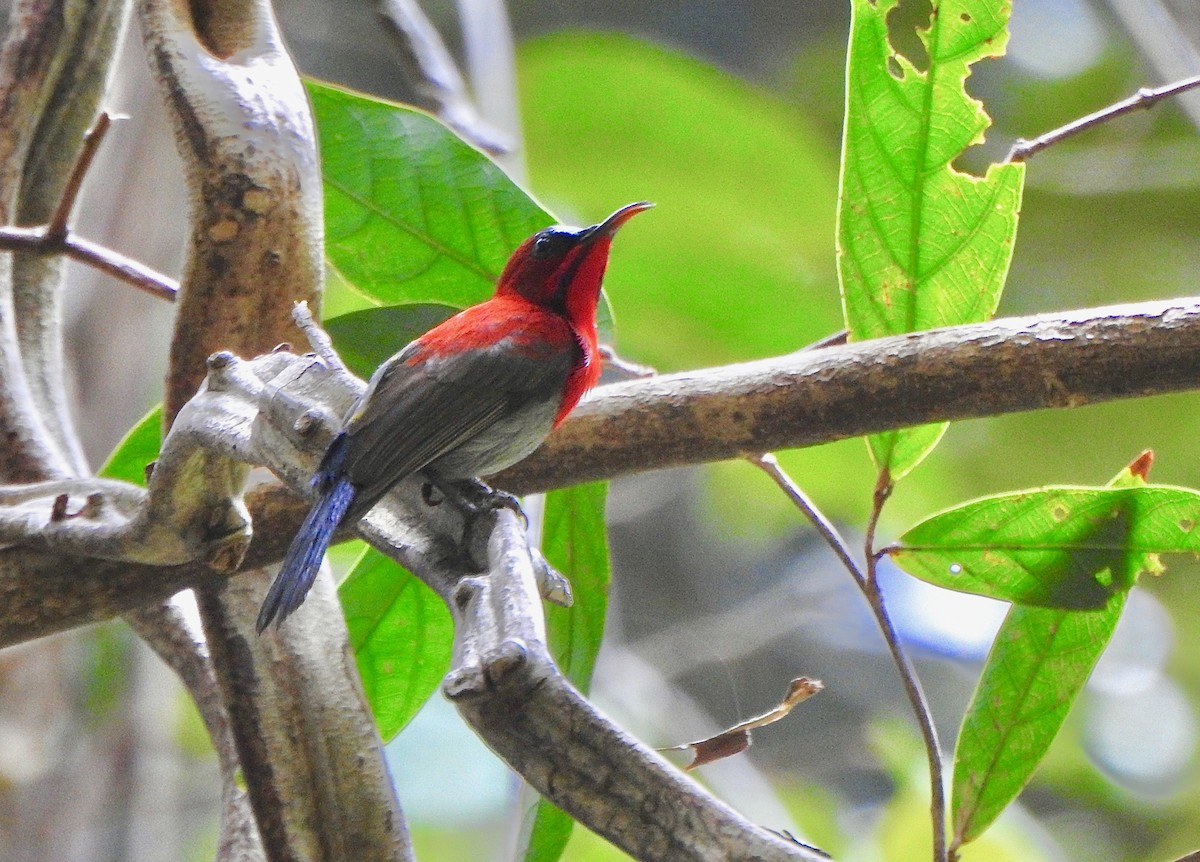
<box><xmin>521</xmin><ymin>31</ymin><xmax>842</xmax><ymax>372</ymax></box>
<box><xmin>522</xmin><ymin>27</ymin><xmax>1200</xmax><ymax>540</ymax></box>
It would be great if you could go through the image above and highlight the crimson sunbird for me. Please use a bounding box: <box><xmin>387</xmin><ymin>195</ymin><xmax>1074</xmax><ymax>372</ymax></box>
<box><xmin>257</xmin><ymin>201</ymin><xmax>652</xmax><ymax>631</ymax></box>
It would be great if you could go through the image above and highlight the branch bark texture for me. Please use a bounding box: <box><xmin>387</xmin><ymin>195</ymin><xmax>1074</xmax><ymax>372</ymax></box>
<box><xmin>140</xmin><ymin>0</ymin><xmax>324</xmax><ymax>418</ymax></box>
<box><xmin>443</xmin><ymin>510</ymin><xmax>826</xmax><ymax>862</ymax></box>
<box><xmin>1</xmin><ymin>296</ymin><xmax>1197</xmax><ymax>648</ymax></box>
<box><xmin>0</xmin><ymin>0</ymin><xmax>130</xmax><ymax>482</ymax></box>
<box><xmin>0</xmin><ymin>295</ymin><xmax>1194</xmax><ymax>859</ymax></box>
<box><xmin>497</xmin><ymin>297</ymin><xmax>1200</xmax><ymax>493</ymax></box>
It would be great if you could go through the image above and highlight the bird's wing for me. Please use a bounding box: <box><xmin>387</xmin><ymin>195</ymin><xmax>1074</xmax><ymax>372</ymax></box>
<box><xmin>338</xmin><ymin>307</ymin><xmax>576</xmax><ymax>509</ymax></box>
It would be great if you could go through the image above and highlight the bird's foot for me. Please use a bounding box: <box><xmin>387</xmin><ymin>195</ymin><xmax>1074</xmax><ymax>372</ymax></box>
<box><xmin>422</xmin><ymin>478</ymin><xmax>528</xmax><ymax>529</ymax></box>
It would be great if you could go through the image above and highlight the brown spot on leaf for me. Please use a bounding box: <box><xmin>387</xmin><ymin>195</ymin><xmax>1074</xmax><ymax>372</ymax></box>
<box><xmin>1128</xmin><ymin>450</ymin><xmax>1154</xmax><ymax>481</ymax></box>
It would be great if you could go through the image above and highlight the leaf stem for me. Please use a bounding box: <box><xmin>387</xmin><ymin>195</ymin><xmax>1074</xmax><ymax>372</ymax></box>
<box><xmin>864</xmin><ymin>473</ymin><xmax>947</xmax><ymax>862</ymax></box>
<box><xmin>0</xmin><ymin>226</ymin><xmax>179</xmax><ymax>300</ymax></box>
<box><xmin>750</xmin><ymin>455</ymin><xmax>947</xmax><ymax>862</ymax></box>
<box><xmin>748</xmin><ymin>453</ymin><xmax>863</xmax><ymax>586</ymax></box>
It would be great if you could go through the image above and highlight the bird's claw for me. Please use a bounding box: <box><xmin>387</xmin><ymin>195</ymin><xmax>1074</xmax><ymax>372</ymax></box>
<box><xmin>423</xmin><ymin>478</ymin><xmax>528</xmax><ymax>529</ymax></box>
<box><xmin>479</xmin><ymin>488</ymin><xmax>529</xmax><ymax>529</ymax></box>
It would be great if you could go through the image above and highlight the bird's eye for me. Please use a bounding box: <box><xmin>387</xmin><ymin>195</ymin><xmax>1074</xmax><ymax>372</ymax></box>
<box><xmin>530</xmin><ymin>229</ymin><xmax>574</xmax><ymax>260</ymax></box>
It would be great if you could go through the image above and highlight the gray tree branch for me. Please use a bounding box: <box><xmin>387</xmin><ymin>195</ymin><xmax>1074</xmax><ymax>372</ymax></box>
<box><xmin>0</xmin><ymin>319</ymin><xmax>828</xmax><ymax>859</ymax></box>
<box><xmin>0</xmin><ymin>7</ymin><xmax>203</xmax><ymax>861</ymax></box>
<box><xmin>3</xmin><ymin>296</ymin><xmax>1199</xmax><ymax>647</ymax></box>
<box><xmin>442</xmin><ymin>508</ymin><xmax>827</xmax><ymax>862</ymax></box>
<box><xmin>0</xmin><ymin>222</ymin><xmax>181</xmax><ymax>300</ymax></box>
<box><xmin>495</xmin><ymin>296</ymin><xmax>1200</xmax><ymax>493</ymax></box>
<box><xmin>378</xmin><ymin>0</ymin><xmax>511</xmax><ymax>154</ymax></box>
<box><xmin>1</xmin><ymin>4</ymin><xmax>1198</xmax><ymax>856</ymax></box>
<box><xmin>9</xmin><ymin>0</ymin><xmax>132</xmax><ymax>478</ymax></box>
<box><xmin>3</xmin><ymin>291</ymin><xmax>1194</xmax><ymax>859</ymax></box>
<box><xmin>0</xmin><ymin>0</ymin><xmax>90</xmax><ymax>482</ymax></box>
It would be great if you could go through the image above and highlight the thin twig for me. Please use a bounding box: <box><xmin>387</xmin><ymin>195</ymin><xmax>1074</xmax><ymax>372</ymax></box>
<box><xmin>291</xmin><ymin>301</ymin><xmax>350</xmax><ymax>375</ymax></box>
<box><xmin>0</xmin><ymin>109</ymin><xmax>178</xmax><ymax>301</ymax></box>
<box><xmin>862</xmin><ymin>473</ymin><xmax>891</xmax><ymax>573</ymax></box>
<box><xmin>1008</xmin><ymin>73</ymin><xmax>1200</xmax><ymax>163</ymax></box>
<box><xmin>46</xmin><ymin>111</ymin><xmax>112</xmax><ymax>239</ymax></box>
<box><xmin>800</xmin><ymin>329</ymin><xmax>849</xmax><ymax>352</ymax></box>
<box><xmin>751</xmin><ymin>455</ymin><xmax>947</xmax><ymax>862</ymax></box>
<box><xmin>598</xmin><ymin>344</ymin><xmax>656</xmax><ymax>378</ymax></box>
<box><xmin>63</xmin><ymin>234</ymin><xmax>178</xmax><ymax>299</ymax></box>
<box><xmin>0</xmin><ymin>225</ymin><xmax>178</xmax><ymax>300</ymax></box>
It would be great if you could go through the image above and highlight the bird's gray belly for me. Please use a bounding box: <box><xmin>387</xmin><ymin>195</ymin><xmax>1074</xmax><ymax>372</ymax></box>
<box><xmin>426</xmin><ymin>395</ymin><xmax>560</xmax><ymax>480</ymax></box>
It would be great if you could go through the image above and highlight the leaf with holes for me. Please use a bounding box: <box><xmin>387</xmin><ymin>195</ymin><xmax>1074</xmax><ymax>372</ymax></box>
<box><xmin>949</xmin><ymin>458</ymin><xmax>1152</xmax><ymax>848</ymax></box>
<box><xmin>837</xmin><ymin>0</ymin><xmax>1025</xmax><ymax>480</ymax></box>
<box><xmin>889</xmin><ymin>485</ymin><xmax>1200</xmax><ymax>607</ymax></box>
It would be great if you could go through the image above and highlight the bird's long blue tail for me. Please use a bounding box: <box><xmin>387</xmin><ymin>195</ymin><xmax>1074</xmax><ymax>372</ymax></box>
<box><xmin>256</xmin><ymin>467</ymin><xmax>357</xmax><ymax>632</ymax></box>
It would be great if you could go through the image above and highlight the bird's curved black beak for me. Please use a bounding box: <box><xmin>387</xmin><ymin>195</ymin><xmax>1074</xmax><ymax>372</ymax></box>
<box><xmin>586</xmin><ymin>201</ymin><xmax>654</xmax><ymax>243</ymax></box>
<box><xmin>558</xmin><ymin>202</ymin><xmax>653</xmax><ymax>291</ymax></box>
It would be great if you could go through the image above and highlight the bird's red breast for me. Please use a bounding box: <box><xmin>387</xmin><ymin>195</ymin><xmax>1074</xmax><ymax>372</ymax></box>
<box><xmin>406</xmin><ymin>294</ymin><xmax>598</xmax><ymax>427</ymax></box>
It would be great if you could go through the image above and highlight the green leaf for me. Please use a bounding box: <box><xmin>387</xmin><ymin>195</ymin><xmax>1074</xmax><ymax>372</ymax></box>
<box><xmin>949</xmin><ymin>460</ymin><xmax>1148</xmax><ymax>847</ymax></box>
<box><xmin>308</xmin><ymin>78</ymin><xmax>614</xmax><ymax>347</ymax></box>
<box><xmin>837</xmin><ymin>0</ymin><xmax>1025</xmax><ymax>479</ymax></box>
<box><xmin>325</xmin><ymin>304</ymin><xmax>458</xmax><ymax>380</ymax></box>
<box><xmin>541</xmin><ymin>482</ymin><xmax>611</xmax><ymax>687</ymax></box>
<box><xmin>519</xmin><ymin>804</ymin><xmax>576</xmax><ymax>862</ymax></box>
<box><xmin>889</xmin><ymin>485</ymin><xmax>1200</xmax><ymax>608</ymax></box>
<box><xmin>340</xmin><ymin>547</ymin><xmax>453</xmax><ymax>741</ymax></box>
<box><xmin>307</xmin><ymin>79</ymin><xmax>555</xmax><ymax>309</ymax></box>
<box><xmin>870</xmin><ymin>425</ymin><xmax>948</xmax><ymax>487</ymax></box>
<box><xmin>951</xmin><ymin>596</ymin><xmax>1126</xmax><ymax>846</ymax></box>
<box><xmin>79</xmin><ymin>624</ymin><xmax>133</xmax><ymax>723</ymax></box>
<box><xmin>518</xmin><ymin>482</ymin><xmax>612</xmax><ymax>862</ymax></box>
<box><xmin>98</xmin><ymin>405</ymin><xmax>163</xmax><ymax>486</ymax></box>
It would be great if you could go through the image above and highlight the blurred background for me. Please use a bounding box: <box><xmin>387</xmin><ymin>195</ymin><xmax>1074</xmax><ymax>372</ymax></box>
<box><xmin>3</xmin><ymin>0</ymin><xmax>1200</xmax><ymax>860</ymax></box>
